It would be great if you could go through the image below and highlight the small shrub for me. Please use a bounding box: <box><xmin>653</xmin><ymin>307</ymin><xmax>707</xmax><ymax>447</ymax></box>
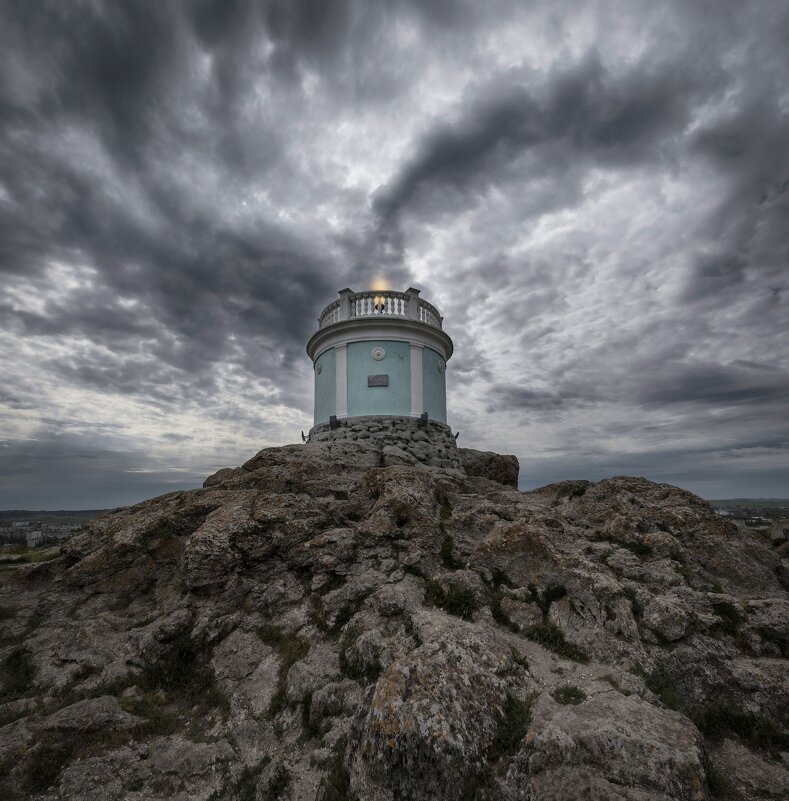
<box><xmin>711</xmin><ymin>601</ymin><xmax>740</xmax><ymax>635</ymax></box>
<box><xmin>619</xmin><ymin>586</ymin><xmax>644</xmax><ymax>620</ymax></box>
<box><xmin>424</xmin><ymin>579</ymin><xmax>477</xmax><ymax>620</ymax></box>
<box><xmin>440</xmin><ymin>533</ymin><xmax>459</xmax><ymax>569</ymax></box>
<box><xmin>309</xmin><ymin>595</ymin><xmax>330</xmax><ymax>632</ymax></box>
<box><xmin>695</xmin><ymin>704</ymin><xmax>789</xmax><ymax>753</ymax></box>
<box><xmin>443</xmin><ymin>585</ymin><xmax>478</xmax><ymax>620</ymax></box>
<box><xmin>523</xmin><ymin>622</ymin><xmax>589</xmax><ymax>663</ymax></box>
<box><xmin>138</xmin><ymin>633</ymin><xmax>223</xmax><ymax>713</ymax></box>
<box><xmin>235</xmin><ymin>758</ymin><xmax>269</xmax><ymax>801</ymax></box>
<box><xmin>526</xmin><ymin>583</ymin><xmax>567</xmax><ymax>620</ymax></box>
<box><xmin>491</xmin><ymin>593</ymin><xmax>519</xmax><ymax>632</ymax></box>
<box><xmin>553</xmin><ymin>685</ymin><xmax>586</xmax><ymax>705</ymax></box>
<box><xmin>1</xmin><ymin>646</ymin><xmax>35</xmax><ymax>700</ymax></box>
<box><xmin>261</xmin><ymin>763</ymin><xmax>291</xmax><ymax>801</ymax></box>
<box><xmin>318</xmin><ymin>736</ymin><xmax>356</xmax><ymax>801</ymax></box>
<box><xmin>490</xmin><ymin>692</ymin><xmax>536</xmax><ymax>760</ymax></box>
<box><xmin>703</xmin><ymin>753</ymin><xmax>737</xmax><ymax>798</ymax></box>
<box><xmin>632</xmin><ymin>664</ymin><xmax>685</xmax><ymax>712</ymax></box>
<box><xmin>28</xmin><ymin>738</ymin><xmax>75</xmax><ymax>792</ymax></box>
<box><xmin>424</xmin><ymin>578</ymin><xmax>446</xmax><ymax>607</ymax></box>
<box><xmin>119</xmin><ymin>696</ymin><xmax>178</xmax><ymax>735</ymax></box>
<box><xmin>258</xmin><ymin>626</ymin><xmax>309</xmax><ymax>717</ymax></box>
<box><xmin>599</xmin><ymin>673</ymin><xmax>631</xmax><ymax>695</ymax></box>
<box><xmin>510</xmin><ymin>648</ymin><xmax>529</xmax><ymax>670</ymax></box>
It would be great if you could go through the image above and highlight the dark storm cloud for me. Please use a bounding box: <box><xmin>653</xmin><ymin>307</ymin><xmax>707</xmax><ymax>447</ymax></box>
<box><xmin>636</xmin><ymin>361</ymin><xmax>789</xmax><ymax>407</ymax></box>
<box><xmin>373</xmin><ymin>54</ymin><xmax>700</xmax><ymax>226</ymax></box>
<box><xmin>1</xmin><ymin>0</ymin><xmax>788</xmax><ymax>506</ymax></box>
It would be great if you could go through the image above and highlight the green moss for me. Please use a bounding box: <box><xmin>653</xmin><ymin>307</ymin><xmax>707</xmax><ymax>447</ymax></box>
<box><xmin>552</xmin><ymin>685</ymin><xmax>586</xmax><ymax>705</ymax></box>
<box><xmin>522</xmin><ymin>622</ymin><xmax>589</xmax><ymax>663</ymax></box>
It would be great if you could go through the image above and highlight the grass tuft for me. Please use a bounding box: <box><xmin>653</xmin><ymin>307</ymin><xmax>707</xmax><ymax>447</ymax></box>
<box><xmin>552</xmin><ymin>685</ymin><xmax>586</xmax><ymax>705</ymax></box>
<box><xmin>522</xmin><ymin>622</ymin><xmax>589</xmax><ymax>663</ymax></box>
<box><xmin>490</xmin><ymin>691</ymin><xmax>536</xmax><ymax>760</ymax></box>
<box><xmin>138</xmin><ymin>633</ymin><xmax>224</xmax><ymax>714</ymax></box>
<box><xmin>258</xmin><ymin>625</ymin><xmax>309</xmax><ymax>716</ymax></box>
<box><xmin>424</xmin><ymin>579</ymin><xmax>478</xmax><ymax>620</ymax></box>
<box><xmin>318</xmin><ymin>736</ymin><xmax>357</xmax><ymax>801</ymax></box>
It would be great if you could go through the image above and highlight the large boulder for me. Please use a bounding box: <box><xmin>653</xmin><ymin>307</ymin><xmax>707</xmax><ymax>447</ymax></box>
<box><xmin>510</xmin><ymin>693</ymin><xmax>706</xmax><ymax>801</ymax></box>
<box><xmin>349</xmin><ymin>636</ymin><xmax>526</xmax><ymax>801</ymax></box>
<box><xmin>458</xmin><ymin>448</ymin><xmax>520</xmax><ymax>487</ymax></box>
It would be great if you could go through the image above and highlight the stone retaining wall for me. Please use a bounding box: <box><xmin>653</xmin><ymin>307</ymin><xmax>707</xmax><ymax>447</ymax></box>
<box><xmin>307</xmin><ymin>416</ymin><xmax>463</xmax><ymax>470</ymax></box>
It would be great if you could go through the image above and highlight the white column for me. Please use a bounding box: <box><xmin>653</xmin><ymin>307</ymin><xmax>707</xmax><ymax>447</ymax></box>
<box><xmin>338</xmin><ymin>288</ymin><xmax>353</xmax><ymax>321</ymax></box>
<box><xmin>410</xmin><ymin>342</ymin><xmax>423</xmax><ymax>416</ymax></box>
<box><xmin>335</xmin><ymin>344</ymin><xmax>348</xmax><ymax>418</ymax></box>
<box><xmin>407</xmin><ymin>287</ymin><xmax>421</xmax><ymax>320</ymax></box>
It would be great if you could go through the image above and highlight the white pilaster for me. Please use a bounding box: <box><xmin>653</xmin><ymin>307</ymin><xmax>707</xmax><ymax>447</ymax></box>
<box><xmin>410</xmin><ymin>342</ymin><xmax>423</xmax><ymax>416</ymax></box>
<box><xmin>335</xmin><ymin>343</ymin><xmax>348</xmax><ymax>418</ymax></box>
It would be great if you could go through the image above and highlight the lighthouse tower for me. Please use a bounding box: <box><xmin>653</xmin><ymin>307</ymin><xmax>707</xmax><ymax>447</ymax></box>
<box><xmin>306</xmin><ymin>287</ymin><xmax>460</xmax><ymax>467</ymax></box>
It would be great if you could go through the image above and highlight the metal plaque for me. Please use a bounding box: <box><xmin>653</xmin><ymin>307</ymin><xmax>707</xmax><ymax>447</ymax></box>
<box><xmin>368</xmin><ymin>374</ymin><xmax>389</xmax><ymax>387</ymax></box>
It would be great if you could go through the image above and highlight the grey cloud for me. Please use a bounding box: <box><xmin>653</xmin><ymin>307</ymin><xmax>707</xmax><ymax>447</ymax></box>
<box><xmin>636</xmin><ymin>361</ymin><xmax>789</xmax><ymax>407</ymax></box>
<box><xmin>1</xmin><ymin>0</ymin><xmax>788</xmax><ymax>506</ymax></box>
<box><xmin>373</xmin><ymin>54</ymin><xmax>701</xmax><ymax>226</ymax></box>
<box><xmin>0</xmin><ymin>434</ymin><xmax>204</xmax><ymax>509</ymax></box>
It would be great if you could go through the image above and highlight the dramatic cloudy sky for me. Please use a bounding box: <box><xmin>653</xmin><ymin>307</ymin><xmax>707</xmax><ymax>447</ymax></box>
<box><xmin>1</xmin><ymin>0</ymin><xmax>787</xmax><ymax>508</ymax></box>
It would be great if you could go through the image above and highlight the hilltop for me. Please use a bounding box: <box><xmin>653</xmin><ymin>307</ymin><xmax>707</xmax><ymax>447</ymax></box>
<box><xmin>0</xmin><ymin>440</ymin><xmax>787</xmax><ymax>800</ymax></box>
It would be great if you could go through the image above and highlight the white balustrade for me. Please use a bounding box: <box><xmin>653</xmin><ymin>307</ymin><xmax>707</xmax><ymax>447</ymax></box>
<box><xmin>318</xmin><ymin>288</ymin><xmax>443</xmax><ymax>330</ymax></box>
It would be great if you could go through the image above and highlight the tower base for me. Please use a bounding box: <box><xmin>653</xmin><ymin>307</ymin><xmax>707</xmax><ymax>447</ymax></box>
<box><xmin>307</xmin><ymin>415</ymin><xmax>462</xmax><ymax>471</ymax></box>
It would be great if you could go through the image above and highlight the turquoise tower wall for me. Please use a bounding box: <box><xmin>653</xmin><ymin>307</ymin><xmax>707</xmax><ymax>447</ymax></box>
<box><xmin>347</xmin><ymin>340</ymin><xmax>411</xmax><ymax>417</ymax></box>
<box><xmin>313</xmin><ymin>347</ymin><xmax>336</xmax><ymax>424</ymax></box>
<box><xmin>422</xmin><ymin>346</ymin><xmax>447</xmax><ymax>422</ymax></box>
<box><xmin>312</xmin><ymin>339</ymin><xmax>449</xmax><ymax>424</ymax></box>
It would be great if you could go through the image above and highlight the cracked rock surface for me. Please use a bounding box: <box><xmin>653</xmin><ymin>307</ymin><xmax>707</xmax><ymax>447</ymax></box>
<box><xmin>0</xmin><ymin>440</ymin><xmax>786</xmax><ymax>800</ymax></box>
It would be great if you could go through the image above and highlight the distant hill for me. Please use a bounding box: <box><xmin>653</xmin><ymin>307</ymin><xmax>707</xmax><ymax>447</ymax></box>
<box><xmin>0</xmin><ymin>509</ymin><xmax>110</xmax><ymax>524</ymax></box>
<box><xmin>709</xmin><ymin>498</ymin><xmax>789</xmax><ymax>507</ymax></box>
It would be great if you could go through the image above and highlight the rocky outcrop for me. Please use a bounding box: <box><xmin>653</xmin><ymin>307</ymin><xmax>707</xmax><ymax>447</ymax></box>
<box><xmin>0</xmin><ymin>441</ymin><xmax>786</xmax><ymax>801</ymax></box>
<box><xmin>458</xmin><ymin>447</ymin><xmax>519</xmax><ymax>487</ymax></box>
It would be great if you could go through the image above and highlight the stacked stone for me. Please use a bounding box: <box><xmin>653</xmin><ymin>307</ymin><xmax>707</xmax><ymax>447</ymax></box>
<box><xmin>307</xmin><ymin>415</ymin><xmax>463</xmax><ymax>470</ymax></box>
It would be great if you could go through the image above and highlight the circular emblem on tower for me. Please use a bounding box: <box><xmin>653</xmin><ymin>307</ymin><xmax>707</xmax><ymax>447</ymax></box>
<box><xmin>371</xmin><ymin>346</ymin><xmax>386</xmax><ymax>361</ymax></box>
